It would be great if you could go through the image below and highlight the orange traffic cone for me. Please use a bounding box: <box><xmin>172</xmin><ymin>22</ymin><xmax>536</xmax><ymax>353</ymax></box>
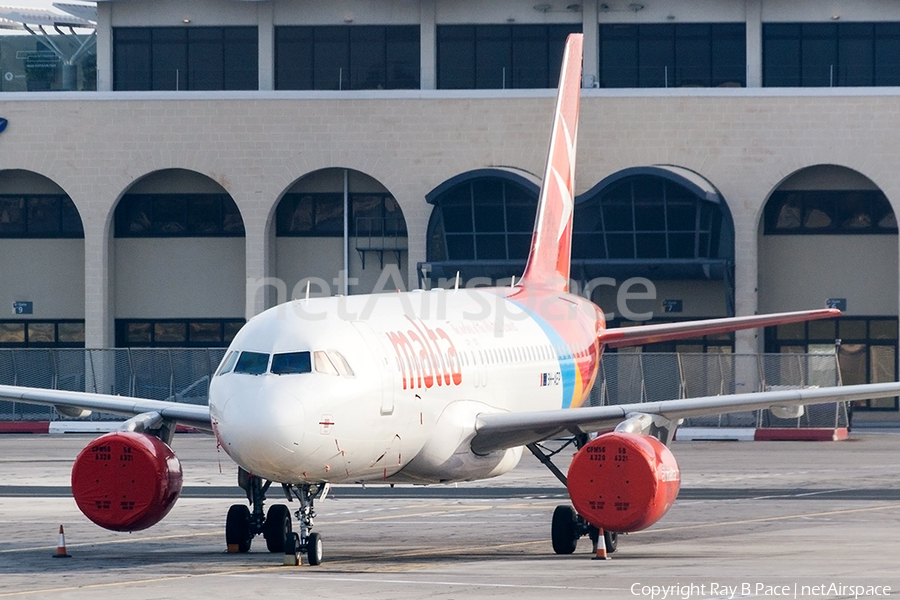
<box><xmin>592</xmin><ymin>528</ymin><xmax>610</xmax><ymax>561</ymax></box>
<box><xmin>53</xmin><ymin>525</ymin><xmax>71</xmax><ymax>558</ymax></box>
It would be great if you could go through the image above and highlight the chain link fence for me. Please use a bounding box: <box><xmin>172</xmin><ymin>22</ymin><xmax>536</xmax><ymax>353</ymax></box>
<box><xmin>0</xmin><ymin>348</ymin><xmax>226</xmax><ymax>421</ymax></box>
<box><xmin>1</xmin><ymin>349</ymin><xmax>849</xmax><ymax>428</ymax></box>
<box><xmin>590</xmin><ymin>352</ymin><xmax>849</xmax><ymax>428</ymax></box>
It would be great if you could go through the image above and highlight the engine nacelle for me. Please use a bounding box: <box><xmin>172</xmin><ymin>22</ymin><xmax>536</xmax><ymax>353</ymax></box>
<box><xmin>567</xmin><ymin>432</ymin><xmax>680</xmax><ymax>533</ymax></box>
<box><xmin>71</xmin><ymin>431</ymin><xmax>183</xmax><ymax>532</ymax></box>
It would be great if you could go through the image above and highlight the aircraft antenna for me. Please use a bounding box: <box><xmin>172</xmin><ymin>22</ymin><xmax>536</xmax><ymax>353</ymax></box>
<box><xmin>304</xmin><ymin>280</ymin><xmax>310</xmax><ymax>303</ymax></box>
<box><xmin>454</xmin><ymin>271</ymin><xmax>460</xmax><ymax>291</ymax></box>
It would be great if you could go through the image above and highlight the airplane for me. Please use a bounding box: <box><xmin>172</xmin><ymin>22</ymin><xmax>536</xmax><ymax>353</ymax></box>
<box><xmin>3</xmin><ymin>32</ymin><xmax>900</xmax><ymax>566</ymax></box>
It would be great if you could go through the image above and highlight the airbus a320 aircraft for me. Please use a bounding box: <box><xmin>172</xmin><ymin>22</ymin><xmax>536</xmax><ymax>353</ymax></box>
<box><xmin>3</xmin><ymin>33</ymin><xmax>900</xmax><ymax>566</ymax></box>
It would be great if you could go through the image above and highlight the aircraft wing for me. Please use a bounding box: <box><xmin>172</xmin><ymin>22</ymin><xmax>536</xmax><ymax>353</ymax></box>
<box><xmin>598</xmin><ymin>309</ymin><xmax>840</xmax><ymax>349</ymax></box>
<box><xmin>0</xmin><ymin>384</ymin><xmax>213</xmax><ymax>432</ymax></box>
<box><xmin>470</xmin><ymin>381</ymin><xmax>900</xmax><ymax>454</ymax></box>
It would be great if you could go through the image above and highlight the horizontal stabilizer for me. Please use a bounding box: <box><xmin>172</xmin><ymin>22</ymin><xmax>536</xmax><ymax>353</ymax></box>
<box><xmin>598</xmin><ymin>308</ymin><xmax>840</xmax><ymax>349</ymax></box>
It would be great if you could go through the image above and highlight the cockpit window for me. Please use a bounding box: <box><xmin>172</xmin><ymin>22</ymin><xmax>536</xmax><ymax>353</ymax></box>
<box><xmin>327</xmin><ymin>350</ymin><xmax>355</xmax><ymax>377</ymax></box>
<box><xmin>217</xmin><ymin>350</ymin><xmax>239</xmax><ymax>375</ymax></box>
<box><xmin>314</xmin><ymin>351</ymin><xmax>339</xmax><ymax>376</ymax></box>
<box><xmin>271</xmin><ymin>351</ymin><xmax>312</xmax><ymax>375</ymax></box>
<box><xmin>234</xmin><ymin>351</ymin><xmax>269</xmax><ymax>375</ymax></box>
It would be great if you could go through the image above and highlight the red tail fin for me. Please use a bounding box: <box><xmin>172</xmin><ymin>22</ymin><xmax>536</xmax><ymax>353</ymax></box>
<box><xmin>521</xmin><ymin>33</ymin><xmax>583</xmax><ymax>292</ymax></box>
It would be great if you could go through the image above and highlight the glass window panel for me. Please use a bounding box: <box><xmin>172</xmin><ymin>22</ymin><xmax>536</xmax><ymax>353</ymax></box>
<box><xmin>776</xmin><ymin>321</ymin><xmax>805</xmax><ymax>340</ymax></box>
<box><xmin>875</xmin><ymin>34</ymin><xmax>900</xmax><ymax>86</ymax></box>
<box><xmin>383</xmin><ymin>197</ymin><xmax>407</xmax><ymax>235</ymax></box>
<box><xmin>352</xmin><ymin>194</ymin><xmax>384</xmax><ymax>236</ymax></box>
<box><xmin>235</xmin><ymin>351</ymin><xmax>269</xmax><ymax>375</ymax></box>
<box><xmin>667</xmin><ymin>202</ymin><xmax>696</xmax><ymax>230</ymax></box>
<box><xmin>601</xmin><ymin>26</ymin><xmax>638</xmax><ymax>87</ymax></box>
<box><xmin>58</xmin><ymin>322</ymin><xmax>85</xmax><ymax>343</ymax></box>
<box><xmin>711</xmin><ymin>24</ymin><xmax>746</xmax><ymax>86</ymax></box>
<box><xmin>667</xmin><ymin>232</ymin><xmax>695</xmax><ymax>258</ymax></box>
<box><xmin>151</xmin><ymin>28</ymin><xmax>187</xmax><ymax>91</ymax></box>
<box><xmin>223</xmin><ymin>27</ymin><xmax>258</xmax><ymax>90</ymax></box>
<box><xmin>674</xmin><ymin>25</ymin><xmax>710</xmax><ymax>87</ymax></box>
<box><xmin>61</xmin><ymin>197</ymin><xmax>84</xmax><ymax>235</ymax></box>
<box><xmin>511</xmin><ymin>25</ymin><xmax>547</xmax><ymax>88</ymax></box>
<box><xmin>0</xmin><ymin>323</ymin><xmax>25</xmax><ymax>343</ymax></box>
<box><xmin>314</xmin><ymin>350</ymin><xmax>339</xmax><ymax>375</ymax></box>
<box><xmin>222</xmin><ymin>199</ymin><xmax>244</xmax><ymax>234</ymax></box>
<box><xmin>870</xmin><ymin>319</ymin><xmax>898</xmax><ymax>340</ymax></box>
<box><xmin>473</xmin><ymin>204</ymin><xmax>504</xmax><ymax>233</ymax></box>
<box><xmin>275</xmin><ymin>26</ymin><xmax>314</xmax><ymax>89</ymax></box>
<box><xmin>808</xmin><ymin>319</ymin><xmax>836</xmax><ymax>340</ymax></box>
<box><xmin>839</xmin><ymin>319</ymin><xmax>867</xmax><ymax>340</ymax></box>
<box><xmin>475</xmin><ymin>26</ymin><xmax>510</xmax><ymax>89</ymax></box>
<box><xmin>634</xmin><ymin>201</ymin><xmax>665</xmax><ymax>230</ymax></box>
<box><xmin>606</xmin><ymin>232</ymin><xmax>635</xmax><ymax>258</ymax></box>
<box><xmin>349</xmin><ymin>26</ymin><xmax>386</xmax><ymax>90</ymax></box>
<box><xmin>154</xmin><ymin>322</ymin><xmax>187</xmax><ymax>343</ymax></box>
<box><xmin>838</xmin><ymin>32</ymin><xmax>874</xmax><ymax>86</ymax></box>
<box><xmin>272</xmin><ymin>351</ymin><xmax>312</xmax><ymax>375</ymax></box>
<box><xmin>872</xmin><ymin>194</ymin><xmax>897</xmax><ymax>230</ymax></box>
<box><xmin>152</xmin><ymin>196</ymin><xmax>187</xmax><ymax>234</ymax></box>
<box><xmin>27</xmin><ymin>322</ymin><xmax>55</xmax><ymax>343</ymax></box>
<box><xmin>638</xmin><ymin>25</ymin><xmax>673</xmax><ymax>87</ymax></box>
<box><xmin>127</xmin><ymin>322</ymin><xmax>152</xmax><ymax>344</ymax></box>
<box><xmin>217</xmin><ymin>350</ymin><xmax>239</xmax><ymax>375</ymax></box>
<box><xmin>188</xmin><ymin>196</ymin><xmax>222</xmax><ymax>234</ymax></box>
<box><xmin>328</xmin><ymin>350</ymin><xmax>355</xmax><ymax>377</ymax></box>
<box><xmin>635</xmin><ymin>233</ymin><xmax>666</xmax><ymax>258</ymax></box>
<box><xmin>189</xmin><ymin>321</ymin><xmax>222</xmax><ymax>343</ymax></box>
<box><xmin>505</xmin><ymin>201</ymin><xmax>537</xmax><ymax>232</ymax></box>
<box><xmin>0</xmin><ymin>197</ymin><xmax>25</xmax><ymax>234</ymax></box>
<box><xmin>187</xmin><ymin>28</ymin><xmax>223</xmax><ymax>91</ymax></box>
<box><xmin>314</xmin><ymin>195</ymin><xmax>344</xmax><ymax>235</ymax></box>
<box><xmin>837</xmin><ymin>342</ymin><xmax>866</xmax><ymax>385</ymax></box>
<box><xmin>446</xmin><ymin>235</ymin><xmax>475</xmax><ymax>260</ymax></box>
<box><xmin>224</xmin><ymin>322</ymin><xmax>243</xmax><ymax>343</ymax></box>
<box><xmin>475</xmin><ymin>234</ymin><xmax>505</xmax><ymax>259</ymax></box>
<box><xmin>121</xmin><ymin>195</ymin><xmax>152</xmax><ymax>234</ymax></box>
<box><xmin>507</xmin><ymin>233</ymin><xmax>533</xmax><ymax>260</ymax></box>
<box><xmin>438</xmin><ymin>25</ymin><xmax>474</xmax><ymax>89</ymax></box>
<box><xmin>114</xmin><ymin>28</ymin><xmax>152</xmax><ymax>90</ymax></box>
<box><xmin>801</xmin><ymin>35</ymin><xmax>837</xmax><ymax>87</ymax></box>
<box><xmin>281</xmin><ymin>195</ymin><xmax>313</xmax><ymax>234</ymax></box>
<box><xmin>770</xmin><ymin>193</ymin><xmax>802</xmax><ymax>230</ymax></box>
<box><xmin>385</xmin><ymin>26</ymin><xmax>420</xmax><ymax>89</ymax></box>
<box><xmin>313</xmin><ymin>27</ymin><xmax>349</xmax><ymax>90</ymax></box>
<box><xmin>26</xmin><ymin>197</ymin><xmax>61</xmax><ymax>234</ymax></box>
<box><xmin>763</xmin><ymin>37</ymin><xmax>800</xmax><ymax>87</ymax></box>
<box><xmin>802</xmin><ymin>196</ymin><xmax>834</xmax><ymax>229</ymax></box>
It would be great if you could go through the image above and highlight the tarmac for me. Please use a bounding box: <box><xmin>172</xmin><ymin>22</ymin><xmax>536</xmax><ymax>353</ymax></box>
<box><xmin>1</xmin><ymin>429</ymin><xmax>899</xmax><ymax>599</ymax></box>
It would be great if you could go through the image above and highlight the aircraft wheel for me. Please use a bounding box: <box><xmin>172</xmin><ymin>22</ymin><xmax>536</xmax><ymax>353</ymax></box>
<box><xmin>264</xmin><ymin>504</ymin><xmax>292</xmax><ymax>553</ymax></box>
<box><xmin>226</xmin><ymin>504</ymin><xmax>252</xmax><ymax>553</ymax></box>
<box><xmin>307</xmin><ymin>532</ymin><xmax>324</xmax><ymax>566</ymax></box>
<box><xmin>551</xmin><ymin>505</ymin><xmax>579</xmax><ymax>555</ymax></box>
<box><xmin>604</xmin><ymin>530</ymin><xmax>618</xmax><ymax>553</ymax></box>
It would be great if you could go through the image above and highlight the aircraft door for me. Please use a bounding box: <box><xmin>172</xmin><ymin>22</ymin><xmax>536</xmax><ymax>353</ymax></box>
<box><xmin>351</xmin><ymin>321</ymin><xmax>394</xmax><ymax>415</ymax></box>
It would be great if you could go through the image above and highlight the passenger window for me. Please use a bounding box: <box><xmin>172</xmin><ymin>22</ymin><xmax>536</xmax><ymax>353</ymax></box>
<box><xmin>217</xmin><ymin>350</ymin><xmax>239</xmax><ymax>375</ymax></box>
<box><xmin>314</xmin><ymin>350</ymin><xmax>339</xmax><ymax>376</ymax></box>
<box><xmin>234</xmin><ymin>351</ymin><xmax>269</xmax><ymax>375</ymax></box>
<box><xmin>271</xmin><ymin>351</ymin><xmax>312</xmax><ymax>375</ymax></box>
<box><xmin>327</xmin><ymin>350</ymin><xmax>355</xmax><ymax>377</ymax></box>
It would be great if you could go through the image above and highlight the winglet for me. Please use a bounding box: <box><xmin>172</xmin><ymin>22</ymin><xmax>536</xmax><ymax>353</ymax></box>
<box><xmin>520</xmin><ymin>33</ymin><xmax>583</xmax><ymax>292</ymax></box>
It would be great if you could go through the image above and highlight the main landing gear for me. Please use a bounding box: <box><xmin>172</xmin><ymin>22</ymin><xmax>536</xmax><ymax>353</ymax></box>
<box><xmin>527</xmin><ymin>439</ymin><xmax>618</xmax><ymax>556</ymax></box>
<box><xmin>225</xmin><ymin>467</ymin><xmax>329</xmax><ymax>565</ymax></box>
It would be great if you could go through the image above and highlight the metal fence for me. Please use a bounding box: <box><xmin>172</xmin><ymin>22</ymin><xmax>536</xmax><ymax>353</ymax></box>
<box><xmin>590</xmin><ymin>352</ymin><xmax>849</xmax><ymax>428</ymax></box>
<box><xmin>0</xmin><ymin>349</ymin><xmax>849</xmax><ymax>428</ymax></box>
<box><xmin>0</xmin><ymin>348</ymin><xmax>226</xmax><ymax>421</ymax></box>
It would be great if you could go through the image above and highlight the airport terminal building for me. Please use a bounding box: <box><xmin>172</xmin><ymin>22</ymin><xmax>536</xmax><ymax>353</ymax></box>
<box><xmin>1</xmin><ymin>0</ymin><xmax>899</xmax><ymax>412</ymax></box>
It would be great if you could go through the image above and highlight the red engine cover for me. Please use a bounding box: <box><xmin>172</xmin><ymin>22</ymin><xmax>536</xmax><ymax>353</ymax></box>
<box><xmin>567</xmin><ymin>432</ymin><xmax>680</xmax><ymax>533</ymax></box>
<box><xmin>71</xmin><ymin>431</ymin><xmax>183</xmax><ymax>532</ymax></box>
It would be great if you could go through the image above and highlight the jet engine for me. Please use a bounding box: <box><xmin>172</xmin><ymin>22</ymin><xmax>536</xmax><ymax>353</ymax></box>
<box><xmin>70</xmin><ymin>431</ymin><xmax>183</xmax><ymax>532</ymax></box>
<box><xmin>566</xmin><ymin>431</ymin><xmax>680</xmax><ymax>532</ymax></box>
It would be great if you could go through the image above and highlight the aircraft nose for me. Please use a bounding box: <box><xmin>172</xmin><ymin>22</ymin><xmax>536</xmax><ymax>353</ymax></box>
<box><xmin>215</xmin><ymin>385</ymin><xmax>306</xmax><ymax>481</ymax></box>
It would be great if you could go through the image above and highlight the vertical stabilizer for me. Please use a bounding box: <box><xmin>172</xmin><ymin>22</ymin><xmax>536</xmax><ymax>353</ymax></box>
<box><xmin>520</xmin><ymin>33</ymin><xmax>583</xmax><ymax>291</ymax></box>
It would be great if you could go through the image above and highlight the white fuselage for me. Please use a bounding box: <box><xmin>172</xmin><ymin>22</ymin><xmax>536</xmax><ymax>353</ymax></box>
<box><xmin>209</xmin><ymin>286</ymin><xmax>603</xmax><ymax>485</ymax></box>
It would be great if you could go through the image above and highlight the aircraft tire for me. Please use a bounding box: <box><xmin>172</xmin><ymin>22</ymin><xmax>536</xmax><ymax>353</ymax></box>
<box><xmin>264</xmin><ymin>504</ymin><xmax>292</xmax><ymax>553</ymax></box>
<box><xmin>604</xmin><ymin>530</ymin><xmax>618</xmax><ymax>553</ymax></box>
<box><xmin>551</xmin><ymin>505</ymin><xmax>579</xmax><ymax>555</ymax></box>
<box><xmin>307</xmin><ymin>532</ymin><xmax>324</xmax><ymax>565</ymax></box>
<box><xmin>226</xmin><ymin>504</ymin><xmax>252</xmax><ymax>553</ymax></box>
